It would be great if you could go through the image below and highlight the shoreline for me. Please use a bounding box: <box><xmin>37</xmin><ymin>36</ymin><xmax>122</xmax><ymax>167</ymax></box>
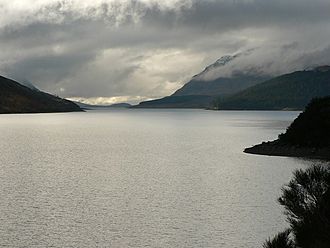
<box><xmin>244</xmin><ymin>140</ymin><xmax>330</xmax><ymax>161</ymax></box>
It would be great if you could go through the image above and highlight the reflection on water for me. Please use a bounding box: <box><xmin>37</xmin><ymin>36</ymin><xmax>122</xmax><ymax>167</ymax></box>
<box><xmin>0</xmin><ymin>110</ymin><xmax>311</xmax><ymax>247</ymax></box>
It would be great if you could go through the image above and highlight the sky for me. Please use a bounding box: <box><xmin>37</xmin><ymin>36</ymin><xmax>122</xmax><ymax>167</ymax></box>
<box><xmin>0</xmin><ymin>0</ymin><xmax>330</xmax><ymax>104</ymax></box>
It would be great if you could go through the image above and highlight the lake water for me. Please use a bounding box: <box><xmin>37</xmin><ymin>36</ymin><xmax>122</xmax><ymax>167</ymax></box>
<box><xmin>0</xmin><ymin>109</ymin><xmax>317</xmax><ymax>248</ymax></box>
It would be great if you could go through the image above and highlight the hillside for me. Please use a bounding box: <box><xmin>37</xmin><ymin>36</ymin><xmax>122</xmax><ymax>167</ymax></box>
<box><xmin>135</xmin><ymin>54</ymin><xmax>268</xmax><ymax>108</ymax></box>
<box><xmin>172</xmin><ymin>75</ymin><xmax>267</xmax><ymax>97</ymax></box>
<box><xmin>278</xmin><ymin>97</ymin><xmax>330</xmax><ymax>147</ymax></box>
<box><xmin>0</xmin><ymin>75</ymin><xmax>82</xmax><ymax>114</ymax></box>
<box><xmin>244</xmin><ymin>96</ymin><xmax>330</xmax><ymax>160</ymax></box>
<box><xmin>215</xmin><ymin>66</ymin><xmax>330</xmax><ymax>110</ymax></box>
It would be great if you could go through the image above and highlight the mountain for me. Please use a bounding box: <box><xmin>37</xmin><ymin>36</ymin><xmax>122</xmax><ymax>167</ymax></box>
<box><xmin>244</xmin><ymin>96</ymin><xmax>330</xmax><ymax>160</ymax></box>
<box><xmin>0</xmin><ymin>75</ymin><xmax>82</xmax><ymax>114</ymax></box>
<box><xmin>172</xmin><ymin>54</ymin><xmax>268</xmax><ymax>97</ymax></box>
<box><xmin>172</xmin><ymin>74</ymin><xmax>267</xmax><ymax>97</ymax></box>
<box><xmin>134</xmin><ymin>54</ymin><xmax>268</xmax><ymax>108</ymax></box>
<box><xmin>214</xmin><ymin>66</ymin><xmax>330</xmax><ymax>110</ymax></box>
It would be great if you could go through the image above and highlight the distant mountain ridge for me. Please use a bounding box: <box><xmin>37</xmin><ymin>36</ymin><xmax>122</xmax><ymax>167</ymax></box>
<box><xmin>134</xmin><ymin>54</ymin><xmax>268</xmax><ymax>108</ymax></box>
<box><xmin>75</xmin><ymin>101</ymin><xmax>132</xmax><ymax>109</ymax></box>
<box><xmin>0</xmin><ymin>75</ymin><xmax>82</xmax><ymax>114</ymax></box>
<box><xmin>214</xmin><ymin>66</ymin><xmax>330</xmax><ymax>110</ymax></box>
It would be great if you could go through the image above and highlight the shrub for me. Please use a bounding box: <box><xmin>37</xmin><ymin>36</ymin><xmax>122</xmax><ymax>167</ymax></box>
<box><xmin>263</xmin><ymin>230</ymin><xmax>295</xmax><ymax>248</ymax></box>
<box><xmin>264</xmin><ymin>165</ymin><xmax>330</xmax><ymax>248</ymax></box>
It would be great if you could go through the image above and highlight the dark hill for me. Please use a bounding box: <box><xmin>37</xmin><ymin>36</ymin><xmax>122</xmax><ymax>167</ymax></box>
<box><xmin>215</xmin><ymin>67</ymin><xmax>330</xmax><ymax>110</ymax></box>
<box><xmin>244</xmin><ymin>96</ymin><xmax>330</xmax><ymax>160</ymax></box>
<box><xmin>0</xmin><ymin>75</ymin><xmax>82</xmax><ymax>114</ymax></box>
<box><xmin>278</xmin><ymin>97</ymin><xmax>330</xmax><ymax>147</ymax></box>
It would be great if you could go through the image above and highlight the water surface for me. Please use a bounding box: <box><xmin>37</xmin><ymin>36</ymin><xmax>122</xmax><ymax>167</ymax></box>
<box><xmin>0</xmin><ymin>109</ymin><xmax>315</xmax><ymax>247</ymax></box>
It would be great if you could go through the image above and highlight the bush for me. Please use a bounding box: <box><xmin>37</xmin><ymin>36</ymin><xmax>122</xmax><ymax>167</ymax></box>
<box><xmin>263</xmin><ymin>230</ymin><xmax>295</xmax><ymax>248</ymax></box>
<box><xmin>279</xmin><ymin>97</ymin><xmax>330</xmax><ymax>147</ymax></box>
<box><xmin>264</xmin><ymin>165</ymin><xmax>330</xmax><ymax>248</ymax></box>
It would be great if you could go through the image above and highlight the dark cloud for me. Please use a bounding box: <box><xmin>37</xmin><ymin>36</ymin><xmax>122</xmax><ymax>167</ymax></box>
<box><xmin>0</xmin><ymin>0</ymin><xmax>330</xmax><ymax>103</ymax></box>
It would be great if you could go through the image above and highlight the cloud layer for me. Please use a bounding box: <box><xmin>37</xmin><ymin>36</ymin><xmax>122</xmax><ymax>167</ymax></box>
<box><xmin>0</xmin><ymin>0</ymin><xmax>330</xmax><ymax>103</ymax></box>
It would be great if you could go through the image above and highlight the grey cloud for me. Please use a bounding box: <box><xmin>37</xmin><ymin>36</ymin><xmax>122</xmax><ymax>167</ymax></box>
<box><xmin>4</xmin><ymin>51</ymin><xmax>96</xmax><ymax>85</ymax></box>
<box><xmin>0</xmin><ymin>0</ymin><xmax>330</xmax><ymax>103</ymax></box>
<box><xmin>199</xmin><ymin>41</ymin><xmax>330</xmax><ymax>82</ymax></box>
<box><xmin>293</xmin><ymin>46</ymin><xmax>330</xmax><ymax>69</ymax></box>
<box><xmin>142</xmin><ymin>0</ymin><xmax>330</xmax><ymax>31</ymax></box>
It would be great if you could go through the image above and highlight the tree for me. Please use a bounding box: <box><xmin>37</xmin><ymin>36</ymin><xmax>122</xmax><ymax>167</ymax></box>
<box><xmin>263</xmin><ymin>165</ymin><xmax>330</xmax><ymax>248</ymax></box>
<box><xmin>263</xmin><ymin>230</ymin><xmax>295</xmax><ymax>248</ymax></box>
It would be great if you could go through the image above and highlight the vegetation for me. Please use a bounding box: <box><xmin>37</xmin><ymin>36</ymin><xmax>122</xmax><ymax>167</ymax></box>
<box><xmin>279</xmin><ymin>97</ymin><xmax>330</xmax><ymax>147</ymax></box>
<box><xmin>263</xmin><ymin>230</ymin><xmax>294</xmax><ymax>248</ymax></box>
<box><xmin>263</xmin><ymin>165</ymin><xmax>330</xmax><ymax>248</ymax></box>
<box><xmin>215</xmin><ymin>68</ymin><xmax>330</xmax><ymax>110</ymax></box>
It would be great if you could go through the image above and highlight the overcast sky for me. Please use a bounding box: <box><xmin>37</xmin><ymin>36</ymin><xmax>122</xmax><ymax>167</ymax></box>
<box><xmin>1</xmin><ymin>0</ymin><xmax>330</xmax><ymax>104</ymax></box>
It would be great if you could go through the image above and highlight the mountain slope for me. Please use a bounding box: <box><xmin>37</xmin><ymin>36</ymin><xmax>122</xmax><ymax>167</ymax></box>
<box><xmin>135</xmin><ymin>54</ymin><xmax>268</xmax><ymax>108</ymax></box>
<box><xmin>172</xmin><ymin>74</ymin><xmax>267</xmax><ymax>97</ymax></box>
<box><xmin>215</xmin><ymin>66</ymin><xmax>330</xmax><ymax>110</ymax></box>
<box><xmin>0</xmin><ymin>75</ymin><xmax>82</xmax><ymax>114</ymax></box>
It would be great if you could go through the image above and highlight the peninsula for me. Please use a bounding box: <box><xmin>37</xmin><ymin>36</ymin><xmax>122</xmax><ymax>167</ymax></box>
<box><xmin>244</xmin><ymin>96</ymin><xmax>330</xmax><ymax>160</ymax></box>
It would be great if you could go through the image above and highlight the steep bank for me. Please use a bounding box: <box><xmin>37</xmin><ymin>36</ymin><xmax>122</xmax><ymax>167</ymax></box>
<box><xmin>244</xmin><ymin>96</ymin><xmax>330</xmax><ymax>160</ymax></box>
